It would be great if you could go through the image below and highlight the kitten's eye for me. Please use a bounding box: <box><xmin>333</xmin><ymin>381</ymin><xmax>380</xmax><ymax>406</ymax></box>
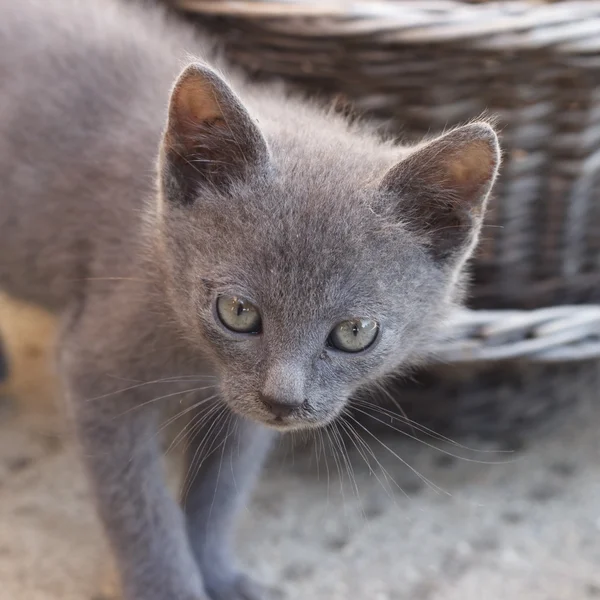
<box><xmin>216</xmin><ymin>295</ymin><xmax>262</xmax><ymax>334</ymax></box>
<box><xmin>328</xmin><ymin>318</ymin><xmax>379</xmax><ymax>353</ymax></box>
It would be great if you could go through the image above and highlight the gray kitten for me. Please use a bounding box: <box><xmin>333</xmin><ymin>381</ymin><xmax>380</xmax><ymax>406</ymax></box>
<box><xmin>0</xmin><ymin>0</ymin><xmax>500</xmax><ymax>598</ymax></box>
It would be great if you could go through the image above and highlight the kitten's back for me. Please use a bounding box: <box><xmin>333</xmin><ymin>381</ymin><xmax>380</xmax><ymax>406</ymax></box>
<box><xmin>0</xmin><ymin>0</ymin><xmax>198</xmax><ymax>309</ymax></box>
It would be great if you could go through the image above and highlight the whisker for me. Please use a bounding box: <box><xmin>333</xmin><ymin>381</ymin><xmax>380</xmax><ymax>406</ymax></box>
<box><xmin>229</xmin><ymin>419</ymin><xmax>241</xmax><ymax>498</ymax></box>
<box><xmin>312</xmin><ymin>432</ymin><xmax>320</xmax><ymax>481</ymax></box>
<box><xmin>372</xmin><ymin>382</ymin><xmax>418</xmax><ymax>438</ymax></box>
<box><xmin>291</xmin><ymin>430</ymin><xmax>296</xmax><ymax>468</ymax></box>
<box><xmin>157</xmin><ymin>394</ymin><xmax>218</xmax><ymax>436</ymax></box>
<box><xmin>115</xmin><ymin>385</ymin><xmax>218</xmax><ymax>419</ymax></box>
<box><xmin>179</xmin><ymin>401</ymin><xmax>224</xmax><ymax>457</ymax></box>
<box><xmin>163</xmin><ymin>396</ymin><xmax>221</xmax><ymax>456</ymax></box>
<box><xmin>189</xmin><ymin>158</ymin><xmax>233</xmax><ymax>166</ymax></box>
<box><xmin>352</xmin><ymin>407</ymin><xmax>515</xmax><ymax>466</ymax></box>
<box><xmin>181</xmin><ymin>416</ymin><xmax>225</xmax><ymax>507</ymax></box>
<box><xmin>338</xmin><ymin>418</ymin><xmax>402</xmax><ymax>516</ymax></box>
<box><xmin>318</xmin><ymin>429</ymin><xmax>331</xmax><ymax>504</ymax></box>
<box><xmin>65</xmin><ymin>277</ymin><xmax>152</xmax><ymax>283</ymax></box>
<box><xmin>345</xmin><ymin>414</ymin><xmax>450</xmax><ymax>496</ymax></box>
<box><xmin>235</xmin><ymin>418</ymin><xmax>241</xmax><ymax>459</ymax></box>
<box><xmin>208</xmin><ymin>413</ymin><xmax>233</xmax><ymax>524</ymax></box>
<box><xmin>163</xmin><ymin>411</ymin><xmax>204</xmax><ymax>458</ymax></box>
<box><xmin>179</xmin><ymin>404</ymin><xmax>227</xmax><ymax>503</ymax></box>
<box><xmin>352</xmin><ymin>399</ymin><xmax>512</xmax><ymax>454</ymax></box>
<box><xmin>123</xmin><ymin>398</ymin><xmax>218</xmax><ymax>468</ymax></box>
<box><xmin>325</xmin><ymin>427</ymin><xmax>347</xmax><ymax>507</ymax></box>
<box><xmin>278</xmin><ymin>432</ymin><xmax>291</xmax><ymax>476</ymax></box>
<box><xmin>85</xmin><ymin>375</ymin><xmax>217</xmax><ymax>403</ymax></box>
<box><xmin>341</xmin><ymin>413</ymin><xmax>406</xmax><ymax>503</ymax></box>
<box><xmin>332</xmin><ymin>421</ymin><xmax>362</xmax><ymax>506</ymax></box>
<box><xmin>107</xmin><ymin>374</ymin><xmax>217</xmax><ymax>385</ymax></box>
<box><xmin>129</xmin><ymin>397</ymin><xmax>222</xmax><ymax>468</ymax></box>
<box><xmin>180</xmin><ymin>407</ymin><xmax>230</xmax><ymax>505</ymax></box>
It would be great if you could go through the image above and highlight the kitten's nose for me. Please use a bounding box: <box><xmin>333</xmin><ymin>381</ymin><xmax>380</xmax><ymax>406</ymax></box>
<box><xmin>259</xmin><ymin>394</ymin><xmax>304</xmax><ymax>418</ymax></box>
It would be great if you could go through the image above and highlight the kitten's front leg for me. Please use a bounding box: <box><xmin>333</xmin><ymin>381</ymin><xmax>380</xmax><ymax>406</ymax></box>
<box><xmin>65</xmin><ymin>364</ymin><xmax>208</xmax><ymax>600</ymax></box>
<box><xmin>183</xmin><ymin>407</ymin><xmax>274</xmax><ymax>600</ymax></box>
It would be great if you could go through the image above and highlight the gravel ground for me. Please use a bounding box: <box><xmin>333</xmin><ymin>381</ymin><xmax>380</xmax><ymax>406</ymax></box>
<box><xmin>1</xmin><ymin>393</ymin><xmax>600</xmax><ymax>600</ymax></box>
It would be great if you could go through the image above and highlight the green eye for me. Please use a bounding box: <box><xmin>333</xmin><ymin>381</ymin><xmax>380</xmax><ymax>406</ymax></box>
<box><xmin>216</xmin><ymin>295</ymin><xmax>262</xmax><ymax>334</ymax></box>
<box><xmin>328</xmin><ymin>318</ymin><xmax>379</xmax><ymax>353</ymax></box>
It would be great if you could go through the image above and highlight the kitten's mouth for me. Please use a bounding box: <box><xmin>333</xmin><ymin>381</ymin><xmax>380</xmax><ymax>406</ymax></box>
<box><xmin>224</xmin><ymin>395</ymin><xmax>337</xmax><ymax>431</ymax></box>
<box><xmin>242</xmin><ymin>405</ymin><xmax>327</xmax><ymax>431</ymax></box>
<box><xmin>265</xmin><ymin>417</ymin><xmax>296</xmax><ymax>430</ymax></box>
<box><xmin>262</xmin><ymin>416</ymin><xmax>320</xmax><ymax>432</ymax></box>
<box><xmin>257</xmin><ymin>407</ymin><xmax>337</xmax><ymax>432</ymax></box>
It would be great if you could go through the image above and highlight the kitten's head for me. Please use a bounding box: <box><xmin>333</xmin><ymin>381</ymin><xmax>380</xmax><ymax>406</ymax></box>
<box><xmin>155</xmin><ymin>63</ymin><xmax>500</xmax><ymax>431</ymax></box>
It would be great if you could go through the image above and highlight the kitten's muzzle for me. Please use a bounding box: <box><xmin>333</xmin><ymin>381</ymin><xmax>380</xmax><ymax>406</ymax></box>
<box><xmin>258</xmin><ymin>393</ymin><xmax>307</xmax><ymax>419</ymax></box>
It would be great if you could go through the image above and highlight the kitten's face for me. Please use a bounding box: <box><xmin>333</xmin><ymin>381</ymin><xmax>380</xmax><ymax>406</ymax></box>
<box><xmin>162</xmin><ymin>178</ymin><xmax>452</xmax><ymax>430</ymax></box>
<box><xmin>158</xmin><ymin>64</ymin><xmax>500</xmax><ymax>431</ymax></box>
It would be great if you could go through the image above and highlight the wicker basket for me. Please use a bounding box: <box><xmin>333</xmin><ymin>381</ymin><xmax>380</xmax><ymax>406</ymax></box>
<box><xmin>172</xmin><ymin>0</ymin><xmax>600</xmax><ymax>438</ymax></box>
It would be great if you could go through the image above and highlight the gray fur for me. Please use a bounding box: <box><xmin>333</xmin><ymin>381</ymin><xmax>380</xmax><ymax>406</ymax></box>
<box><xmin>0</xmin><ymin>1</ymin><xmax>500</xmax><ymax>598</ymax></box>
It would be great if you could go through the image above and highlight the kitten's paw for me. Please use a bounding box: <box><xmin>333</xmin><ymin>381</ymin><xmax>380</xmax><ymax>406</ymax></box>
<box><xmin>205</xmin><ymin>573</ymin><xmax>271</xmax><ymax>600</ymax></box>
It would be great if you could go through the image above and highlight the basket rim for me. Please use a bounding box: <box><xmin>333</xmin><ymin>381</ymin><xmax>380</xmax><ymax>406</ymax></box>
<box><xmin>177</xmin><ymin>1</ymin><xmax>600</xmax><ymax>53</ymax></box>
<box><xmin>433</xmin><ymin>305</ymin><xmax>600</xmax><ymax>363</ymax></box>
<box><xmin>178</xmin><ymin>0</ymin><xmax>600</xmax><ymax>18</ymax></box>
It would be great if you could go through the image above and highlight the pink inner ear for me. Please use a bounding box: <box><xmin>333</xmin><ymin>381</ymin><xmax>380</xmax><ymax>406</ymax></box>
<box><xmin>165</xmin><ymin>70</ymin><xmax>228</xmax><ymax>154</ymax></box>
<box><xmin>160</xmin><ymin>64</ymin><xmax>271</xmax><ymax>199</ymax></box>
<box><xmin>447</xmin><ymin>140</ymin><xmax>496</xmax><ymax>185</ymax></box>
<box><xmin>172</xmin><ymin>74</ymin><xmax>222</xmax><ymax>125</ymax></box>
<box><xmin>441</xmin><ymin>138</ymin><xmax>498</xmax><ymax>211</ymax></box>
<box><xmin>378</xmin><ymin>123</ymin><xmax>499</xmax><ymax>259</ymax></box>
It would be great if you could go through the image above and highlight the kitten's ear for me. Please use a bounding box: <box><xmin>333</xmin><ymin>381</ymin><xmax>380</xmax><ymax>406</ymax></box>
<box><xmin>161</xmin><ymin>63</ymin><xmax>270</xmax><ymax>204</ymax></box>
<box><xmin>380</xmin><ymin>123</ymin><xmax>500</xmax><ymax>261</ymax></box>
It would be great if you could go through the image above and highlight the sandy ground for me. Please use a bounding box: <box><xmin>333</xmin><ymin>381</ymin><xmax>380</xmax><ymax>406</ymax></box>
<box><xmin>1</xmin><ymin>296</ymin><xmax>600</xmax><ymax>600</ymax></box>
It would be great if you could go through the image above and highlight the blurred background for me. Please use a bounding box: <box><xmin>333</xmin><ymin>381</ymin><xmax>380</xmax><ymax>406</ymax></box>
<box><xmin>1</xmin><ymin>1</ymin><xmax>600</xmax><ymax>599</ymax></box>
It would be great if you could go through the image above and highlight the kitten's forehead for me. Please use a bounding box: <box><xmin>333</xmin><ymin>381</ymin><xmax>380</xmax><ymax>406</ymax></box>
<box><xmin>191</xmin><ymin>138</ymin><xmax>435</xmax><ymax>320</ymax></box>
<box><xmin>208</xmin><ymin>179</ymin><xmax>413</xmax><ymax>319</ymax></box>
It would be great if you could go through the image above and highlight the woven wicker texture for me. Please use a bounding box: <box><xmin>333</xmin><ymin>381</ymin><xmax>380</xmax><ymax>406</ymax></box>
<box><xmin>434</xmin><ymin>305</ymin><xmax>600</xmax><ymax>362</ymax></box>
<box><xmin>177</xmin><ymin>0</ymin><xmax>600</xmax><ymax>311</ymax></box>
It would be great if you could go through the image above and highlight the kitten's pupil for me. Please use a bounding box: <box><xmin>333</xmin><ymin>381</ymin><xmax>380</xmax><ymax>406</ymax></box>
<box><xmin>328</xmin><ymin>318</ymin><xmax>379</xmax><ymax>353</ymax></box>
<box><xmin>216</xmin><ymin>295</ymin><xmax>262</xmax><ymax>334</ymax></box>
